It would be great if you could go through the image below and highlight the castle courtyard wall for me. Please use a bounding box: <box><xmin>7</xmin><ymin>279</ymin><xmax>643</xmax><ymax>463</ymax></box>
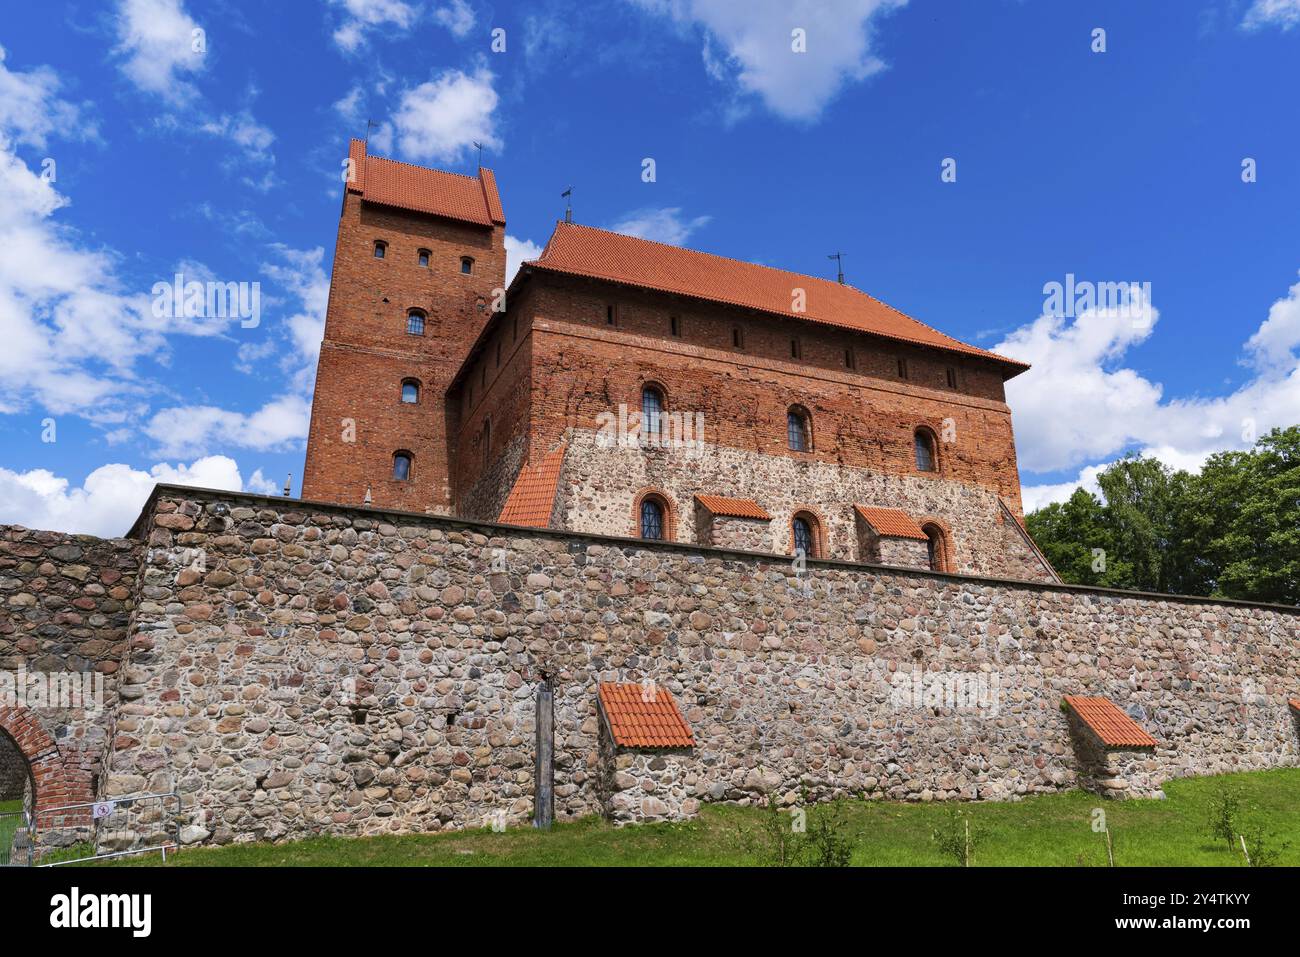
<box><xmin>78</xmin><ymin>487</ymin><xmax>1300</xmax><ymax>846</ymax></box>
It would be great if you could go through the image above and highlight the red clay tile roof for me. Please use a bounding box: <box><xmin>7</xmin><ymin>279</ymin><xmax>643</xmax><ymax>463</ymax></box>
<box><xmin>1289</xmin><ymin>698</ymin><xmax>1300</xmax><ymax>714</ymax></box>
<box><xmin>526</xmin><ymin>222</ymin><xmax>1027</xmax><ymax>376</ymax></box>
<box><xmin>854</xmin><ymin>505</ymin><xmax>927</xmax><ymax>540</ymax></box>
<box><xmin>694</xmin><ymin>494</ymin><xmax>772</xmax><ymax>520</ymax></box>
<box><xmin>1064</xmin><ymin>696</ymin><xmax>1158</xmax><ymax>749</ymax></box>
<box><xmin>599</xmin><ymin>682</ymin><xmax>695</xmax><ymax>749</ymax></box>
<box><xmin>347</xmin><ymin>138</ymin><xmax>504</xmax><ymax>227</ymax></box>
<box><xmin>497</xmin><ymin>444</ymin><xmax>566</xmax><ymax>527</ymax></box>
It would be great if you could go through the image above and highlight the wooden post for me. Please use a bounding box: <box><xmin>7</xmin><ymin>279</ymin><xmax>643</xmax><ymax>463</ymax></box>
<box><xmin>533</xmin><ymin>678</ymin><xmax>554</xmax><ymax>830</ymax></box>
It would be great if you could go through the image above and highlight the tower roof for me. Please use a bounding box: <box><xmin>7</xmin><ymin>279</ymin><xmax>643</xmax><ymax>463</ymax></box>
<box><xmin>526</xmin><ymin>222</ymin><xmax>1027</xmax><ymax>376</ymax></box>
<box><xmin>346</xmin><ymin>138</ymin><xmax>505</xmax><ymax>227</ymax></box>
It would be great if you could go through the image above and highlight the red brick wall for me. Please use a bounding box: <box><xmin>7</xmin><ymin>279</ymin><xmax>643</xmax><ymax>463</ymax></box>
<box><xmin>500</xmin><ymin>271</ymin><xmax>1025</xmax><ymax>510</ymax></box>
<box><xmin>302</xmin><ymin>192</ymin><xmax>506</xmax><ymax>511</ymax></box>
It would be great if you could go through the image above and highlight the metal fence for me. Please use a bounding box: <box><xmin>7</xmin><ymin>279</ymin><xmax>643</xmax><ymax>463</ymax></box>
<box><xmin>1</xmin><ymin>805</ymin><xmax>32</xmax><ymax>867</ymax></box>
<box><xmin>2</xmin><ymin>792</ymin><xmax>182</xmax><ymax>866</ymax></box>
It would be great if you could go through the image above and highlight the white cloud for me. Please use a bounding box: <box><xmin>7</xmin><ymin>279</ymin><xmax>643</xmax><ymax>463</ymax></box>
<box><xmin>0</xmin><ymin>45</ymin><xmax>95</xmax><ymax>149</ymax></box>
<box><xmin>0</xmin><ymin>455</ymin><xmax>273</xmax><ymax>537</ymax></box>
<box><xmin>379</xmin><ymin>66</ymin><xmax>500</xmax><ymax>164</ymax></box>
<box><xmin>1003</xmin><ymin>274</ymin><xmax>1300</xmax><ymax>504</ymax></box>
<box><xmin>333</xmin><ymin>85</ymin><xmax>364</xmax><ymax>123</ymax></box>
<box><xmin>632</xmin><ymin>0</ymin><xmax>907</xmax><ymax>120</ymax></box>
<box><xmin>505</xmin><ymin>234</ymin><xmax>542</xmax><ymax>285</ymax></box>
<box><xmin>144</xmin><ymin>394</ymin><xmax>311</xmax><ymax>458</ymax></box>
<box><xmin>606</xmin><ymin>207</ymin><xmax>712</xmax><ymax>246</ymax></box>
<box><xmin>435</xmin><ymin>0</ymin><xmax>477</xmax><ymax>37</ymax></box>
<box><xmin>1242</xmin><ymin>0</ymin><xmax>1300</xmax><ymax>30</ymax></box>
<box><xmin>329</xmin><ymin>0</ymin><xmax>419</xmax><ymax>52</ymax></box>
<box><xmin>1021</xmin><ymin>463</ymin><xmax>1107</xmax><ymax>514</ymax></box>
<box><xmin>199</xmin><ymin>110</ymin><xmax>276</xmax><ymax>166</ymax></box>
<box><xmin>113</xmin><ymin>0</ymin><xmax>207</xmax><ymax>103</ymax></box>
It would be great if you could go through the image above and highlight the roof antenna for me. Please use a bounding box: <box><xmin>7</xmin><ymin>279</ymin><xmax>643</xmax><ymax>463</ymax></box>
<box><xmin>828</xmin><ymin>251</ymin><xmax>846</xmax><ymax>285</ymax></box>
<box><xmin>561</xmin><ymin>186</ymin><xmax>573</xmax><ymax>224</ymax></box>
<box><xmin>473</xmin><ymin>140</ymin><xmax>484</xmax><ymax>168</ymax></box>
<box><xmin>365</xmin><ymin>119</ymin><xmax>378</xmax><ymax>145</ymax></box>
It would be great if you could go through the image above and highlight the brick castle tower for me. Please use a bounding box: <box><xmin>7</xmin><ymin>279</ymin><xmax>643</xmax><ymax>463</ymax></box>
<box><xmin>301</xmin><ymin>139</ymin><xmax>506</xmax><ymax>512</ymax></box>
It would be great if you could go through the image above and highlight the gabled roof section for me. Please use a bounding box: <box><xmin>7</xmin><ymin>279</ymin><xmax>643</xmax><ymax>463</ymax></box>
<box><xmin>695</xmin><ymin>494</ymin><xmax>771</xmax><ymax>520</ymax></box>
<box><xmin>497</xmin><ymin>444</ymin><xmax>566</xmax><ymax>528</ymax></box>
<box><xmin>526</xmin><ymin>222</ymin><xmax>1028</xmax><ymax>376</ymax></box>
<box><xmin>346</xmin><ymin>138</ymin><xmax>505</xmax><ymax>227</ymax></box>
<box><xmin>598</xmin><ymin>682</ymin><xmax>695</xmax><ymax>749</ymax></box>
<box><xmin>1063</xmin><ymin>696</ymin><xmax>1158</xmax><ymax>749</ymax></box>
<box><xmin>854</xmin><ymin>505</ymin><xmax>927</xmax><ymax>540</ymax></box>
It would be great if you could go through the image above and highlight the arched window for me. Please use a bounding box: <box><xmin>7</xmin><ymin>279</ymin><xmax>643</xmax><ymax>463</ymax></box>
<box><xmin>641</xmin><ymin>384</ymin><xmax>664</xmax><ymax>439</ymax></box>
<box><xmin>787</xmin><ymin>405</ymin><xmax>812</xmax><ymax>452</ymax></box>
<box><xmin>923</xmin><ymin>523</ymin><xmax>949</xmax><ymax>572</ymax></box>
<box><xmin>914</xmin><ymin>428</ymin><xmax>937</xmax><ymax>472</ymax></box>
<box><xmin>640</xmin><ymin>496</ymin><xmax>665</xmax><ymax>540</ymax></box>
<box><xmin>417</xmin><ymin>249</ymin><xmax>430</xmax><ymax>267</ymax></box>
<box><xmin>460</xmin><ymin>256</ymin><xmax>474</xmax><ymax>275</ymax></box>
<box><xmin>407</xmin><ymin>310</ymin><xmax>425</xmax><ymax>336</ymax></box>
<box><xmin>373</xmin><ymin>240</ymin><xmax>387</xmax><ymax>259</ymax></box>
<box><xmin>392</xmin><ymin>451</ymin><xmax>412</xmax><ymax>481</ymax></box>
<box><xmin>791</xmin><ymin>512</ymin><xmax>821</xmax><ymax>559</ymax></box>
<box><xmin>401</xmin><ymin>379</ymin><xmax>420</xmax><ymax>404</ymax></box>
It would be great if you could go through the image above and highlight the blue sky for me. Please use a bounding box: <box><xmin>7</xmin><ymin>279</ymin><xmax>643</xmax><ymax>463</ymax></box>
<box><xmin>1</xmin><ymin>0</ymin><xmax>1299</xmax><ymax>535</ymax></box>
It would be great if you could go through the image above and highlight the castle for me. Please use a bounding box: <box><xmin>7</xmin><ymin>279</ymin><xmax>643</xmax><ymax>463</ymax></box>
<box><xmin>1</xmin><ymin>145</ymin><xmax>1297</xmax><ymax>857</ymax></box>
<box><xmin>303</xmin><ymin>140</ymin><xmax>1056</xmax><ymax>583</ymax></box>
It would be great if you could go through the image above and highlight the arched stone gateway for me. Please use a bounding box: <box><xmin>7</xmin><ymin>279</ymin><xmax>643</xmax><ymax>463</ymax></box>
<box><xmin>0</xmin><ymin>707</ymin><xmax>96</xmax><ymax>858</ymax></box>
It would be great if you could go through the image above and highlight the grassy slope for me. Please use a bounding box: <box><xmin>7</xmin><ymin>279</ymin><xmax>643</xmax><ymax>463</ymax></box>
<box><xmin>105</xmin><ymin>768</ymin><xmax>1300</xmax><ymax>867</ymax></box>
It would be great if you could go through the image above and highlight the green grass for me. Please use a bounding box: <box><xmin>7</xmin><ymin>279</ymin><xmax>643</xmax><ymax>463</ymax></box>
<box><xmin>96</xmin><ymin>768</ymin><xmax>1300</xmax><ymax>867</ymax></box>
<box><xmin>1</xmin><ymin>798</ymin><xmax>25</xmax><ymax>865</ymax></box>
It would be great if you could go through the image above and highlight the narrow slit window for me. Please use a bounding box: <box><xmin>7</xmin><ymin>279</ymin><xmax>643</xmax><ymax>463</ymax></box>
<box><xmin>670</xmin><ymin>315</ymin><xmax>681</xmax><ymax>337</ymax></box>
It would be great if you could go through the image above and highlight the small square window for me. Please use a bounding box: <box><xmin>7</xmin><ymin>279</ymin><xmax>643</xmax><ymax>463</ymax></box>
<box><xmin>373</xmin><ymin>241</ymin><xmax>386</xmax><ymax>259</ymax></box>
<box><xmin>418</xmin><ymin>250</ymin><xmax>430</xmax><ymax>267</ymax></box>
<box><xmin>460</xmin><ymin>257</ymin><xmax>474</xmax><ymax>275</ymax></box>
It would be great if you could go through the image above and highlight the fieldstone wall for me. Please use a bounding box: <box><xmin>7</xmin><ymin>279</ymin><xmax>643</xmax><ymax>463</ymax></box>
<box><xmin>552</xmin><ymin>429</ymin><xmax>1055</xmax><ymax>582</ymax></box>
<box><xmin>698</xmin><ymin>510</ymin><xmax>773</xmax><ymax>552</ymax></box>
<box><xmin>91</xmin><ymin>487</ymin><xmax>1299</xmax><ymax>847</ymax></box>
<box><xmin>1064</xmin><ymin>711</ymin><xmax>1163</xmax><ymax>801</ymax></box>
<box><xmin>0</xmin><ymin>527</ymin><xmax>138</xmax><ymax>818</ymax></box>
<box><xmin>596</xmin><ymin>716</ymin><xmax>699</xmax><ymax>825</ymax></box>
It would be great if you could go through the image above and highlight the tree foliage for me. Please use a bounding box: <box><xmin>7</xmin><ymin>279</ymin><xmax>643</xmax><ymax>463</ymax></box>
<box><xmin>1025</xmin><ymin>426</ymin><xmax>1300</xmax><ymax>605</ymax></box>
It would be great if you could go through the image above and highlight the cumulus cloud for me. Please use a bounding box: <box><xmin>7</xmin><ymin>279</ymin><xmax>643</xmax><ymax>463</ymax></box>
<box><xmin>0</xmin><ymin>455</ymin><xmax>275</xmax><ymax>537</ymax></box>
<box><xmin>1005</xmin><ymin>275</ymin><xmax>1300</xmax><ymax>509</ymax></box>
<box><xmin>329</xmin><ymin>0</ymin><xmax>419</xmax><ymax>52</ymax></box>
<box><xmin>143</xmin><ymin>394</ymin><xmax>311</xmax><ymax>458</ymax></box>
<box><xmin>631</xmin><ymin>0</ymin><xmax>907</xmax><ymax>120</ymax></box>
<box><xmin>505</xmin><ymin>234</ymin><xmax>543</xmax><ymax>285</ymax></box>
<box><xmin>1242</xmin><ymin>0</ymin><xmax>1300</xmax><ymax>30</ymax></box>
<box><xmin>375</xmin><ymin>66</ymin><xmax>501</xmax><ymax>164</ymax></box>
<box><xmin>0</xmin><ymin>46</ymin><xmax>95</xmax><ymax>148</ymax></box>
<box><xmin>434</xmin><ymin>0</ymin><xmax>477</xmax><ymax>37</ymax></box>
<box><xmin>199</xmin><ymin>110</ymin><xmax>276</xmax><ymax>167</ymax></box>
<box><xmin>113</xmin><ymin>0</ymin><xmax>207</xmax><ymax>103</ymax></box>
<box><xmin>606</xmin><ymin>207</ymin><xmax>712</xmax><ymax>246</ymax></box>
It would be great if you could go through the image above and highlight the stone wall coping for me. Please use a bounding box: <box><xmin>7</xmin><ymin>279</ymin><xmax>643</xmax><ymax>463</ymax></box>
<box><xmin>122</xmin><ymin>483</ymin><xmax>1300</xmax><ymax>615</ymax></box>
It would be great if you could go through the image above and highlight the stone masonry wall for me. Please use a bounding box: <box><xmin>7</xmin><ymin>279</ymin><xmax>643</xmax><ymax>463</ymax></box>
<box><xmin>0</xmin><ymin>526</ymin><xmax>140</xmax><ymax>846</ymax></box>
<box><xmin>553</xmin><ymin>429</ymin><xmax>1053</xmax><ymax>581</ymax></box>
<box><xmin>97</xmin><ymin>488</ymin><xmax>1299</xmax><ymax>846</ymax></box>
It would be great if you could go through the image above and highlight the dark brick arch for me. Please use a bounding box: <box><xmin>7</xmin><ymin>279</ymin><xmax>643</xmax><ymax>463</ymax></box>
<box><xmin>0</xmin><ymin>707</ymin><xmax>94</xmax><ymax>819</ymax></box>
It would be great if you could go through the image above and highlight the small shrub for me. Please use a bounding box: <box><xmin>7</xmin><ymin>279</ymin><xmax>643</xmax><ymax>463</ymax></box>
<box><xmin>1240</xmin><ymin>824</ymin><xmax>1290</xmax><ymax>867</ymax></box>
<box><xmin>1206</xmin><ymin>783</ymin><xmax>1243</xmax><ymax>850</ymax></box>
<box><xmin>932</xmin><ymin>808</ymin><xmax>984</xmax><ymax>867</ymax></box>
